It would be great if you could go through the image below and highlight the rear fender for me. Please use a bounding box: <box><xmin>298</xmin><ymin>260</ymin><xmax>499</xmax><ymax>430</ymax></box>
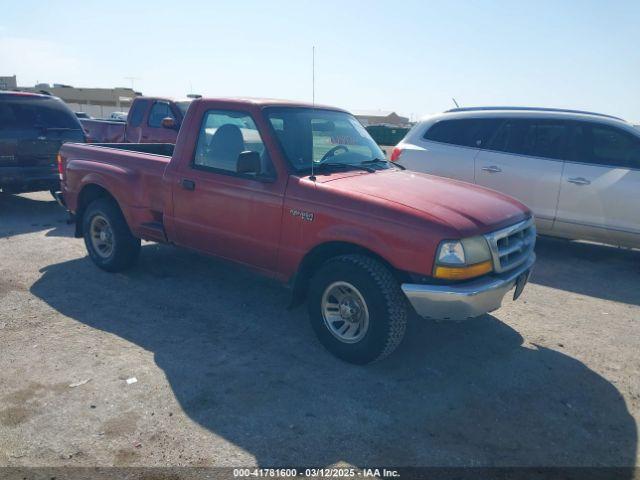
<box><xmin>71</xmin><ymin>166</ymin><xmax>139</xmax><ymax>237</ymax></box>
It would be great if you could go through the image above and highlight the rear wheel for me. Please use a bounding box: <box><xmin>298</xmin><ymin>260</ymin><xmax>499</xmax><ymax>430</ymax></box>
<box><xmin>83</xmin><ymin>198</ymin><xmax>140</xmax><ymax>272</ymax></box>
<box><xmin>308</xmin><ymin>254</ymin><xmax>408</xmax><ymax>364</ymax></box>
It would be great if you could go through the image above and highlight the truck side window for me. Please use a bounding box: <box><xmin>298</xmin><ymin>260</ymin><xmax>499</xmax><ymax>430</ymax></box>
<box><xmin>148</xmin><ymin>102</ymin><xmax>175</xmax><ymax>128</ymax></box>
<box><xmin>128</xmin><ymin>100</ymin><xmax>149</xmax><ymax>128</ymax></box>
<box><xmin>193</xmin><ymin>110</ymin><xmax>274</xmax><ymax>177</ymax></box>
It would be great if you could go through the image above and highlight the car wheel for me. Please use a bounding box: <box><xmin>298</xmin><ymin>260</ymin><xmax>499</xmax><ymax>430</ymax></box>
<box><xmin>83</xmin><ymin>198</ymin><xmax>140</xmax><ymax>272</ymax></box>
<box><xmin>308</xmin><ymin>254</ymin><xmax>408</xmax><ymax>364</ymax></box>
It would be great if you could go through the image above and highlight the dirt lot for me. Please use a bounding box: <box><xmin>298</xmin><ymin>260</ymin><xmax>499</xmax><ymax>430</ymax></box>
<box><xmin>0</xmin><ymin>191</ymin><xmax>639</xmax><ymax>468</ymax></box>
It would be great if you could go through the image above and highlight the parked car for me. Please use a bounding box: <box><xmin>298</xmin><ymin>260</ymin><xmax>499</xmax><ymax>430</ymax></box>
<box><xmin>393</xmin><ymin>107</ymin><xmax>640</xmax><ymax>248</ymax></box>
<box><xmin>80</xmin><ymin>97</ymin><xmax>192</xmax><ymax>143</ymax></box>
<box><xmin>108</xmin><ymin>111</ymin><xmax>128</xmax><ymax>122</ymax></box>
<box><xmin>366</xmin><ymin>124</ymin><xmax>410</xmax><ymax>147</ymax></box>
<box><xmin>0</xmin><ymin>91</ymin><xmax>85</xmax><ymax>194</ymax></box>
<box><xmin>58</xmin><ymin>98</ymin><xmax>535</xmax><ymax>364</ymax></box>
<box><xmin>75</xmin><ymin>112</ymin><xmax>92</xmax><ymax>119</ymax></box>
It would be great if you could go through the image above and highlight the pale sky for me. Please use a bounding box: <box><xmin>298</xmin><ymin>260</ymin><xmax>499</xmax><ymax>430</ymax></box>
<box><xmin>1</xmin><ymin>0</ymin><xmax>639</xmax><ymax>122</ymax></box>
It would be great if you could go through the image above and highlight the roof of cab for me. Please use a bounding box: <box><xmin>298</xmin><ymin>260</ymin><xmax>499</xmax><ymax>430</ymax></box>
<box><xmin>195</xmin><ymin>96</ymin><xmax>348</xmax><ymax>112</ymax></box>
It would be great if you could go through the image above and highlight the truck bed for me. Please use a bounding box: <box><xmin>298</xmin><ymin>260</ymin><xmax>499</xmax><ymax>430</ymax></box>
<box><xmin>92</xmin><ymin>143</ymin><xmax>175</xmax><ymax>157</ymax></box>
<box><xmin>80</xmin><ymin>118</ymin><xmax>126</xmax><ymax>143</ymax></box>
<box><xmin>60</xmin><ymin>143</ymin><xmax>173</xmax><ymax>241</ymax></box>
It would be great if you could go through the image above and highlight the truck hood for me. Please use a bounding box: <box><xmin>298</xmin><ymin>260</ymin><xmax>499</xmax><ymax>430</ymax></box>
<box><xmin>315</xmin><ymin>170</ymin><xmax>530</xmax><ymax>236</ymax></box>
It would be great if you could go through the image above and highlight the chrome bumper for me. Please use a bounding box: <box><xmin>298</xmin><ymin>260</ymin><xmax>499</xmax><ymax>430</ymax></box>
<box><xmin>401</xmin><ymin>253</ymin><xmax>535</xmax><ymax>321</ymax></box>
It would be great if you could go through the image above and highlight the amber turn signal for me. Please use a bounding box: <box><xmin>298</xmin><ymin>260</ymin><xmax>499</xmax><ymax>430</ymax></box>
<box><xmin>434</xmin><ymin>260</ymin><xmax>493</xmax><ymax>280</ymax></box>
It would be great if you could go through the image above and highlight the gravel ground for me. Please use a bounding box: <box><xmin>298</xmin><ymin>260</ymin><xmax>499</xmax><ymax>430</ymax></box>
<box><xmin>0</xmin><ymin>191</ymin><xmax>638</xmax><ymax>469</ymax></box>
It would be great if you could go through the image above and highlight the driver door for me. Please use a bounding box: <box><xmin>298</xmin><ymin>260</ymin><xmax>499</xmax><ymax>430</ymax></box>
<box><xmin>171</xmin><ymin>109</ymin><xmax>285</xmax><ymax>271</ymax></box>
<box><xmin>554</xmin><ymin>121</ymin><xmax>640</xmax><ymax>246</ymax></box>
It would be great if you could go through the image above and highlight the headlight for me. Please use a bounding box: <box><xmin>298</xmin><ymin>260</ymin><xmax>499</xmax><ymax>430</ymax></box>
<box><xmin>434</xmin><ymin>236</ymin><xmax>493</xmax><ymax>280</ymax></box>
<box><xmin>437</xmin><ymin>241</ymin><xmax>466</xmax><ymax>265</ymax></box>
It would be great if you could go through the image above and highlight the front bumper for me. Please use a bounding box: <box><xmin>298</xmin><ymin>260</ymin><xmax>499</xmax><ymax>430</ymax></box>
<box><xmin>401</xmin><ymin>253</ymin><xmax>535</xmax><ymax>321</ymax></box>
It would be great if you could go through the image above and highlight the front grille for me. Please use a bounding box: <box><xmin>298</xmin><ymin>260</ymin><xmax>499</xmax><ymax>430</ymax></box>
<box><xmin>484</xmin><ymin>217</ymin><xmax>536</xmax><ymax>273</ymax></box>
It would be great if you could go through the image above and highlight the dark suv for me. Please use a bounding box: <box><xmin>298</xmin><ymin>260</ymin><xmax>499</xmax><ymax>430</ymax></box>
<box><xmin>0</xmin><ymin>92</ymin><xmax>85</xmax><ymax>194</ymax></box>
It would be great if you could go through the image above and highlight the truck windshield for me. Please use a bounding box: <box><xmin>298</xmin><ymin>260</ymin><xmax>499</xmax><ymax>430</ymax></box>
<box><xmin>176</xmin><ymin>101</ymin><xmax>192</xmax><ymax>116</ymax></box>
<box><xmin>265</xmin><ymin>107</ymin><xmax>388</xmax><ymax>172</ymax></box>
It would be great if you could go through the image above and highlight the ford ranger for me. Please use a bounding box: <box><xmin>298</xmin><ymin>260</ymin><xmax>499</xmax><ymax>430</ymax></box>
<box><xmin>80</xmin><ymin>96</ymin><xmax>192</xmax><ymax>143</ymax></box>
<box><xmin>58</xmin><ymin>98</ymin><xmax>536</xmax><ymax>364</ymax></box>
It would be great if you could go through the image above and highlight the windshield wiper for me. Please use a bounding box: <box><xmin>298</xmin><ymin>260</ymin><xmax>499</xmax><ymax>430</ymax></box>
<box><xmin>362</xmin><ymin>157</ymin><xmax>406</xmax><ymax>170</ymax></box>
<box><xmin>313</xmin><ymin>162</ymin><xmax>375</xmax><ymax>173</ymax></box>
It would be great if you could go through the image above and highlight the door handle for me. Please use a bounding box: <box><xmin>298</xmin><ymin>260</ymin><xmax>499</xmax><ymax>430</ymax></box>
<box><xmin>181</xmin><ymin>178</ymin><xmax>196</xmax><ymax>191</ymax></box>
<box><xmin>567</xmin><ymin>177</ymin><xmax>591</xmax><ymax>186</ymax></box>
<box><xmin>481</xmin><ymin>165</ymin><xmax>502</xmax><ymax>173</ymax></box>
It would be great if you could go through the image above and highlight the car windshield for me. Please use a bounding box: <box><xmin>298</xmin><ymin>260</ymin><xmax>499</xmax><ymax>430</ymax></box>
<box><xmin>265</xmin><ymin>107</ymin><xmax>388</xmax><ymax>172</ymax></box>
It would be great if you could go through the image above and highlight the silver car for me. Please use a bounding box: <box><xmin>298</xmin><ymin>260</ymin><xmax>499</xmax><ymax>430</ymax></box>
<box><xmin>393</xmin><ymin>107</ymin><xmax>640</xmax><ymax>248</ymax></box>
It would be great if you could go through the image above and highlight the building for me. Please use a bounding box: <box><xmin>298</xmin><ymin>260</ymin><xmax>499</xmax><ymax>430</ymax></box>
<box><xmin>353</xmin><ymin>110</ymin><xmax>410</xmax><ymax>127</ymax></box>
<box><xmin>0</xmin><ymin>75</ymin><xmax>18</xmax><ymax>90</ymax></box>
<box><xmin>2</xmin><ymin>75</ymin><xmax>140</xmax><ymax>118</ymax></box>
<box><xmin>25</xmin><ymin>83</ymin><xmax>140</xmax><ymax>118</ymax></box>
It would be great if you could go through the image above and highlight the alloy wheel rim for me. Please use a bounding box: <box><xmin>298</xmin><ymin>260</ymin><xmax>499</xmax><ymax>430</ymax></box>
<box><xmin>321</xmin><ymin>281</ymin><xmax>370</xmax><ymax>343</ymax></box>
<box><xmin>90</xmin><ymin>215</ymin><xmax>114</xmax><ymax>258</ymax></box>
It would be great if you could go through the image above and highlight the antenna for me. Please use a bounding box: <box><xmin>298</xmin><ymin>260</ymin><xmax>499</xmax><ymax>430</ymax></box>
<box><xmin>312</xmin><ymin>46</ymin><xmax>315</xmax><ymax>106</ymax></box>
<box><xmin>124</xmin><ymin>76</ymin><xmax>139</xmax><ymax>91</ymax></box>
<box><xmin>452</xmin><ymin>97</ymin><xmax>460</xmax><ymax>108</ymax></box>
<box><xmin>310</xmin><ymin>46</ymin><xmax>316</xmax><ymax>181</ymax></box>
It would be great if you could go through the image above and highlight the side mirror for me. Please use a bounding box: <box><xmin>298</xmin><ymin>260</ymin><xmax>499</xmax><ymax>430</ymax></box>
<box><xmin>161</xmin><ymin>117</ymin><xmax>177</xmax><ymax>129</ymax></box>
<box><xmin>236</xmin><ymin>150</ymin><xmax>261</xmax><ymax>175</ymax></box>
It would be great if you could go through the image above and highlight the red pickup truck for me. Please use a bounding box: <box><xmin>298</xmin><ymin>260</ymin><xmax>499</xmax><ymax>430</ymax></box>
<box><xmin>58</xmin><ymin>98</ymin><xmax>536</xmax><ymax>364</ymax></box>
<box><xmin>80</xmin><ymin>96</ymin><xmax>192</xmax><ymax>143</ymax></box>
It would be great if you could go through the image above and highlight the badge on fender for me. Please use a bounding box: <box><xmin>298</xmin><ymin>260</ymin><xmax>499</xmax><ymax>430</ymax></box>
<box><xmin>289</xmin><ymin>208</ymin><xmax>314</xmax><ymax>222</ymax></box>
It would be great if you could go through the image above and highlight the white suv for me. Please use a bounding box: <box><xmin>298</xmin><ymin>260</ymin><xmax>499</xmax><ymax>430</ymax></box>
<box><xmin>392</xmin><ymin>107</ymin><xmax>640</xmax><ymax>248</ymax></box>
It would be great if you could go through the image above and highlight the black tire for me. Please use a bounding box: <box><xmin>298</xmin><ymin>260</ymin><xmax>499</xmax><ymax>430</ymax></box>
<box><xmin>82</xmin><ymin>197</ymin><xmax>140</xmax><ymax>272</ymax></box>
<box><xmin>308</xmin><ymin>254</ymin><xmax>408</xmax><ymax>364</ymax></box>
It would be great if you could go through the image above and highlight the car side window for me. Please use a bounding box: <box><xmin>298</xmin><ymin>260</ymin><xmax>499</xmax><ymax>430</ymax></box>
<box><xmin>128</xmin><ymin>100</ymin><xmax>148</xmax><ymax>128</ymax></box>
<box><xmin>193</xmin><ymin>110</ymin><xmax>275</xmax><ymax>178</ymax></box>
<box><xmin>488</xmin><ymin>119</ymin><xmax>568</xmax><ymax>160</ymax></box>
<box><xmin>423</xmin><ymin>119</ymin><xmax>501</xmax><ymax>148</ymax></box>
<box><xmin>148</xmin><ymin>102</ymin><xmax>175</xmax><ymax>128</ymax></box>
<box><xmin>571</xmin><ymin>122</ymin><xmax>640</xmax><ymax>169</ymax></box>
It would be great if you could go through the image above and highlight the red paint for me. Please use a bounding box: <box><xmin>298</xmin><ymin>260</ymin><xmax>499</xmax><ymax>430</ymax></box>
<box><xmin>60</xmin><ymin>98</ymin><xmax>530</xmax><ymax>282</ymax></box>
<box><xmin>79</xmin><ymin>97</ymin><xmax>186</xmax><ymax>144</ymax></box>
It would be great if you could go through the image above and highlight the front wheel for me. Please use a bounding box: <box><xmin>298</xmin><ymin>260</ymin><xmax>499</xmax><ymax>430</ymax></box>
<box><xmin>83</xmin><ymin>198</ymin><xmax>140</xmax><ymax>272</ymax></box>
<box><xmin>308</xmin><ymin>254</ymin><xmax>408</xmax><ymax>364</ymax></box>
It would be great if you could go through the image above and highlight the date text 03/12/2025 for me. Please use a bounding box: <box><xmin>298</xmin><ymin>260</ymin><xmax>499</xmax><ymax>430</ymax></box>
<box><xmin>232</xmin><ymin>468</ymin><xmax>400</xmax><ymax>478</ymax></box>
